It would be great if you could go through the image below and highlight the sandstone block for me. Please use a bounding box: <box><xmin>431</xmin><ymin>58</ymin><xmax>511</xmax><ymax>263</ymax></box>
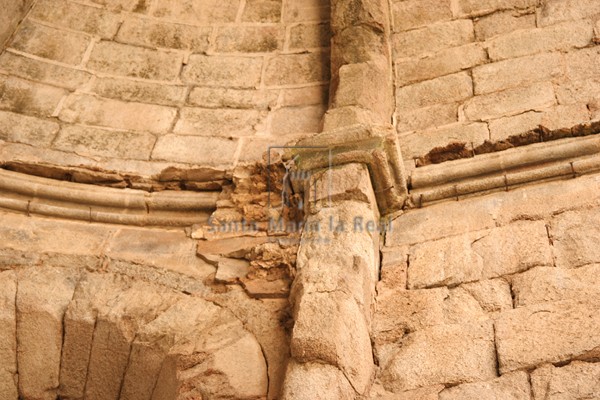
<box><xmin>152</xmin><ymin>134</ymin><xmax>239</xmax><ymax>166</ymax></box>
<box><xmin>291</xmin><ymin>291</ymin><xmax>373</xmax><ymax>394</ymax></box>
<box><xmin>330</xmin><ymin>0</ymin><xmax>389</xmax><ymax>32</ymax></box>
<box><xmin>176</xmin><ymin>107</ymin><xmax>263</xmax><ymax>137</ymax></box>
<box><xmin>152</xmin><ymin>0</ymin><xmax>239</xmax><ymax>24</ymax></box>
<box><xmin>189</xmin><ymin>87</ymin><xmax>278</xmax><ymax>109</ymax></box>
<box><xmin>462</xmin><ymin>278</ymin><xmax>513</xmax><ymax>313</ymax></box>
<box><xmin>271</xmin><ymin>105</ymin><xmax>325</xmax><ymax>135</ymax></box>
<box><xmin>289</xmin><ymin>22</ymin><xmax>331</xmax><ymax>49</ymax></box>
<box><xmin>265</xmin><ymin>51</ymin><xmax>330</xmax><ymax>86</ymax></box>
<box><xmin>215</xmin><ymin>26</ymin><xmax>282</xmax><ymax>53</ymax></box>
<box><xmin>370</xmin><ymin>384</ymin><xmax>444</xmax><ymax>400</ymax></box>
<box><xmin>464</xmin><ymin>81</ymin><xmax>556</xmax><ymax>121</ymax></box>
<box><xmin>379</xmin><ymin>248</ymin><xmax>408</xmax><ymax>289</ymax></box>
<box><xmin>282</xmin><ymin>85</ymin><xmax>328</xmax><ymax>106</ymax></box>
<box><xmin>0</xmin><ymin>51</ymin><xmax>91</xmax><ymax>90</ymax></box>
<box><xmin>552</xmin><ymin>207</ymin><xmax>600</xmax><ymax>268</ymax></box>
<box><xmin>565</xmin><ymin>47</ymin><xmax>600</xmax><ymax>82</ymax></box>
<box><xmin>380</xmin><ymin>321</ymin><xmax>496</xmax><ymax>392</ymax></box>
<box><xmin>182</xmin><ymin>55</ymin><xmax>263</xmax><ymax>88</ymax></box>
<box><xmin>53</xmin><ymin>124</ymin><xmax>156</xmax><ymax>160</ymax></box>
<box><xmin>486</xmin><ymin>20</ymin><xmax>593</xmax><ymax>61</ymax></box>
<box><xmin>244</xmin><ymin>0</ymin><xmax>282</xmax><ymax>22</ymax></box>
<box><xmin>117</xmin><ymin>16</ymin><xmax>211</xmax><ymax>51</ymax></box>
<box><xmin>89</xmin><ymin>0</ymin><xmax>150</xmax><ymax>12</ymax></box>
<box><xmin>10</xmin><ymin>20</ymin><xmax>89</xmax><ymax>65</ymax></box>
<box><xmin>282</xmin><ymin>361</ymin><xmax>355</xmax><ymax>400</ymax></box>
<box><xmin>0</xmin><ymin>74</ymin><xmax>66</xmax><ymax>117</ymax></box>
<box><xmin>331</xmin><ymin>24</ymin><xmax>387</xmax><ymax>69</ymax></box>
<box><xmin>87</xmin><ymin>41</ymin><xmax>183</xmax><ymax>81</ymax></box>
<box><xmin>0</xmin><ymin>271</ymin><xmax>17</xmax><ymax>400</ymax></box>
<box><xmin>0</xmin><ymin>0</ymin><xmax>32</xmax><ymax>48</ymax></box>
<box><xmin>538</xmin><ymin>0</ymin><xmax>600</xmax><ymax>27</ymax></box>
<box><xmin>408</xmin><ymin>221</ymin><xmax>553</xmax><ymax>289</ymax></box>
<box><xmin>392</xmin><ymin>19</ymin><xmax>474</xmax><ymax>58</ymax></box>
<box><xmin>395</xmin><ymin>43</ymin><xmax>487</xmax><ymax>87</ymax></box>
<box><xmin>556</xmin><ymin>78</ymin><xmax>600</xmax><ymax>105</ymax></box>
<box><xmin>322</xmin><ymin>106</ymin><xmax>378</xmax><ymax>131</ymax></box>
<box><xmin>17</xmin><ymin>267</ymin><xmax>78</xmax><ymax>400</ymax></box>
<box><xmin>496</xmin><ymin>298</ymin><xmax>600</xmax><ymax>372</ymax></box>
<box><xmin>439</xmin><ymin>371</ymin><xmax>530</xmax><ymax>400</ymax></box>
<box><xmin>474</xmin><ymin>10</ymin><xmax>536</xmax><ymax>40</ymax></box>
<box><xmin>392</xmin><ymin>0</ymin><xmax>452</xmax><ymax>32</ymax></box>
<box><xmin>0</xmin><ymin>110</ymin><xmax>59</xmax><ymax>146</ymax></box>
<box><xmin>30</xmin><ymin>0</ymin><xmax>120</xmax><ymax>38</ymax></box>
<box><xmin>91</xmin><ymin>77</ymin><xmax>187</xmax><ymax>106</ymax></box>
<box><xmin>399</xmin><ymin>122</ymin><xmax>488</xmax><ymax>159</ymax></box>
<box><xmin>396</xmin><ymin>103</ymin><xmax>458</xmax><ymax>133</ymax></box>
<box><xmin>512</xmin><ymin>265</ymin><xmax>600</xmax><ymax>307</ymax></box>
<box><xmin>472</xmin><ymin>52</ymin><xmax>562</xmax><ymax>95</ymax></box>
<box><xmin>455</xmin><ymin>0</ymin><xmax>537</xmax><ymax>18</ymax></box>
<box><xmin>59</xmin><ymin>94</ymin><xmax>177</xmax><ymax>133</ymax></box>
<box><xmin>531</xmin><ymin>361</ymin><xmax>600</xmax><ymax>399</ymax></box>
<box><xmin>396</xmin><ymin>72</ymin><xmax>473</xmax><ymax>112</ymax></box>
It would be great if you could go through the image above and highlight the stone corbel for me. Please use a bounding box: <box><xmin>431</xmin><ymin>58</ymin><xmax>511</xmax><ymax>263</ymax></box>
<box><xmin>286</xmin><ymin>123</ymin><xmax>408</xmax><ymax>215</ymax></box>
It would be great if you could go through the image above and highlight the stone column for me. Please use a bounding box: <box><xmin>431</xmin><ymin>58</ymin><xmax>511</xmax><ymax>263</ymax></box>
<box><xmin>282</xmin><ymin>163</ymin><xmax>381</xmax><ymax>399</ymax></box>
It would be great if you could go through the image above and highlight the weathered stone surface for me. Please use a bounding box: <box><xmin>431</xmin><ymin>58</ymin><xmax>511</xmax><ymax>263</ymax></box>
<box><xmin>285</xmin><ymin>0</ymin><xmax>328</xmax><ymax>23</ymax></box>
<box><xmin>552</xmin><ymin>207</ymin><xmax>600</xmax><ymax>268</ymax></box>
<box><xmin>486</xmin><ymin>20</ymin><xmax>593</xmax><ymax>61</ymax></box>
<box><xmin>290</xmin><ymin>22</ymin><xmax>331</xmax><ymax>49</ymax></box>
<box><xmin>152</xmin><ymin>134</ymin><xmax>239</xmax><ymax>166</ymax></box>
<box><xmin>0</xmin><ymin>271</ymin><xmax>17</xmax><ymax>400</ymax></box>
<box><xmin>472</xmin><ymin>52</ymin><xmax>562</xmax><ymax>95</ymax></box>
<box><xmin>244</xmin><ymin>0</ymin><xmax>282</xmax><ymax>22</ymax></box>
<box><xmin>59</xmin><ymin>94</ymin><xmax>177</xmax><ymax>133</ymax></box>
<box><xmin>117</xmin><ymin>16</ymin><xmax>211</xmax><ymax>51</ymax></box>
<box><xmin>496</xmin><ymin>298</ymin><xmax>600</xmax><ymax>373</ymax></box>
<box><xmin>455</xmin><ymin>0</ymin><xmax>537</xmax><ymax>18</ymax></box>
<box><xmin>462</xmin><ymin>278</ymin><xmax>513</xmax><ymax>313</ymax></box>
<box><xmin>91</xmin><ymin>77</ymin><xmax>187</xmax><ymax>106</ymax></box>
<box><xmin>439</xmin><ymin>371</ymin><xmax>530</xmax><ymax>400</ymax></box>
<box><xmin>379</xmin><ymin>248</ymin><xmax>408</xmax><ymax>289</ymax></box>
<box><xmin>392</xmin><ymin>0</ymin><xmax>452</xmax><ymax>32</ymax></box>
<box><xmin>370</xmin><ymin>383</ymin><xmax>444</xmax><ymax>399</ymax></box>
<box><xmin>174</xmin><ymin>107</ymin><xmax>263</xmax><ymax>137</ymax></box>
<box><xmin>474</xmin><ymin>10</ymin><xmax>536</xmax><ymax>40</ymax></box>
<box><xmin>400</xmin><ymin>122</ymin><xmax>488</xmax><ymax>159</ymax></box>
<box><xmin>10</xmin><ymin>20</ymin><xmax>89</xmax><ymax>65</ymax></box>
<box><xmin>17</xmin><ymin>267</ymin><xmax>78</xmax><ymax>400</ymax></box>
<box><xmin>282</xmin><ymin>361</ymin><xmax>355</xmax><ymax>400</ymax></box>
<box><xmin>30</xmin><ymin>0</ymin><xmax>120</xmax><ymax>38</ymax></box>
<box><xmin>556</xmin><ymin>78</ymin><xmax>600</xmax><ymax>105</ymax></box>
<box><xmin>408</xmin><ymin>221</ymin><xmax>553</xmax><ymax>289</ymax></box>
<box><xmin>53</xmin><ymin>124</ymin><xmax>156</xmax><ymax>160</ymax></box>
<box><xmin>531</xmin><ymin>361</ymin><xmax>600</xmax><ymax>399</ymax></box>
<box><xmin>182</xmin><ymin>55</ymin><xmax>263</xmax><ymax>88</ymax></box>
<box><xmin>153</xmin><ymin>0</ymin><xmax>240</xmax><ymax>24</ymax></box>
<box><xmin>512</xmin><ymin>265</ymin><xmax>600</xmax><ymax>307</ymax></box>
<box><xmin>396</xmin><ymin>72</ymin><xmax>473</xmax><ymax>112</ymax></box>
<box><xmin>282</xmin><ymin>85</ymin><xmax>328</xmax><ymax>106</ymax></box>
<box><xmin>271</xmin><ymin>105</ymin><xmax>325</xmax><ymax>135</ymax></box>
<box><xmin>87</xmin><ymin>41</ymin><xmax>183</xmax><ymax>81</ymax></box>
<box><xmin>89</xmin><ymin>0</ymin><xmax>149</xmax><ymax>12</ymax></box>
<box><xmin>188</xmin><ymin>87</ymin><xmax>278</xmax><ymax>109</ymax></box>
<box><xmin>0</xmin><ymin>0</ymin><xmax>32</xmax><ymax>48</ymax></box>
<box><xmin>0</xmin><ymin>109</ymin><xmax>59</xmax><ymax>146</ymax></box>
<box><xmin>464</xmin><ymin>82</ymin><xmax>556</xmax><ymax>121</ymax></box>
<box><xmin>392</xmin><ymin>19</ymin><xmax>474</xmax><ymax>58</ymax></box>
<box><xmin>0</xmin><ymin>51</ymin><xmax>91</xmax><ymax>90</ymax></box>
<box><xmin>396</xmin><ymin>102</ymin><xmax>458</xmax><ymax>133</ymax></box>
<box><xmin>216</xmin><ymin>26</ymin><xmax>282</xmax><ymax>53</ymax></box>
<box><xmin>565</xmin><ymin>46</ymin><xmax>600</xmax><ymax>82</ymax></box>
<box><xmin>265</xmin><ymin>51</ymin><xmax>330</xmax><ymax>86</ymax></box>
<box><xmin>0</xmin><ymin>74</ymin><xmax>67</xmax><ymax>117</ymax></box>
<box><xmin>538</xmin><ymin>0</ymin><xmax>600</xmax><ymax>27</ymax></box>
<box><xmin>395</xmin><ymin>43</ymin><xmax>487</xmax><ymax>87</ymax></box>
<box><xmin>380</xmin><ymin>321</ymin><xmax>496</xmax><ymax>392</ymax></box>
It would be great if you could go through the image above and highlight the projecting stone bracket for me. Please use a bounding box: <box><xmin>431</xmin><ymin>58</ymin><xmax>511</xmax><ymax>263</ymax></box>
<box><xmin>285</xmin><ymin>123</ymin><xmax>408</xmax><ymax>216</ymax></box>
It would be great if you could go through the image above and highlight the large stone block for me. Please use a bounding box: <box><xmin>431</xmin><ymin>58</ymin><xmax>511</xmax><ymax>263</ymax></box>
<box><xmin>152</xmin><ymin>134</ymin><xmax>239</xmax><ymax>166</ymax></box>
<box><xmin>59</xmin><ymin>93</ymin><xmax>177</xmax><ymax>133</ymax></box>
<box><xmin>271</xmin><ymin>105</ymin><xmax>325</xmax><ymax>135</ymax></box>
<box><xmin>282</xmin><ymin>361</ymin><xmax>355</xmax><ymax>400</ymax></box>
<box><xmin>0</xmin><ymin>74</ymin><xmax>67</xmax><ymax>117</ymax></box>
<box><xmin>407</xmin><ymin>221</ymin><xmax>553</xmax><ymax>289</ymax></box>
<box><xmin>565</xmin><ymin>47</ymin><xmax>600</xmax><ymax>82</ymax></box>
<box><xmin>392</xmin><ymin>19</ymin><xmax>474</xmax><ymax>58</ymax></box>
<box><xmin>174</xmin><ymin>107</ymin><xmax>263</xmax><ymax>137</ymax></box>
<box><xmin>396</xmin><ymin>102</ymin><xmax>458</xmax><ymax>133</ymax></box>
<box><xmin>495</xmin><ymin>298</ymin><xmax>600</xmax><ymax>373</ymax></box>
<box><xmin>472</xmin><ymin>52</ymin><xmax>562</xmax><ymax>95</ymax></box>
<box><xmin>182</xmin><ymin>55</ymin><xmax>263</xmax><ymax>88</ymax></box>
<box><xmin>244</xmin><ymin>0</ymin><xmax>282</xmax><ymax>22</ymax></box>
<box><xmin>30</xmin><ymin>0</ymin><xmax>120</xmax><ymax>38</ymax></box>
<box><xmin>399</xmin><ymin>122</ymin><xmax>488</xmax><ymax>159</ymax></box>
<box><xmin>538</xmin><ymin>0</ymin><xmax>600</xmax><ymax>27</ymax></box>
<box><xmin>486</xmin><ymin>20</ymin><xmax>593</xmax><ymax>61</ymax></box>
<box><xmin>464</xmin><ymin>81</ymin><xmax>556</xmax><ymax>121</ymax></box>
<box><xmin>17</xmin><ymin>267</ymin><xmax>78</xmax><ymax>400</ymax></box>
<box><xmin>0</xmin><ymin>109</ymin><xmax>59</xmax><ymax>146</ymax></box>
<box><xmin>289</xmin><ymin>22</ymin><xmax>331</xmax><ymax>49</ymax></box>
<box><xmin>265</xmin><ymin>51</ymin><xmax>330</xmax><ymax>86</ymax></box>
<box><xmin>87</xmin><ymin>41</ymin><xmax>183</xmax><ymax>81</ymax></box>
<box><xmin>439</xmin><ymin>371</ymin><xmax>530</xmax><ymax>400</ymax></box>
<box><xmin>10</xmin><ymin>20</ymin><xmax>89</xmax><ymax>65</ymax></box>
<box><xmin>117</xmin><ymin>16</ymin><xmax>211</xmax><ymax>51</ymax></box>
<box><xmin>188</xmin><ymin>87</ymin><xmax>278</xmax><ymax>110</ymax></box>
<box><xmin>0</xmin><ymin>271</ymin><xmax>17</xmax><ymax>400</ymax></box>
<box><xmin>531</xmin><ymin>361</ymin><xmax>600</xmax><ymax>399</ymax></box>
<box><xmin>0</xmin><ymin>0</ymin><xmax>32</xmax><ymax>48</ymax></box>
<box><xmin>392</xmin><ymin>0</ymin><xmax>452</xmax><ymax>32</ymax></box>
<box><xmin>551</xmin><ymin>207</ymin><xmax>600</xmax><ymax>268</ymax></box>
<box><xmin>91</xmin><ymin>77</ymin><xmax>187</xmax><ymax>106</ymax></box>
<box><xmin>455</xmin><ymin>0</ymin><xmax>537</xmax><ymax>17</ymax></box>
<box><xmin>474</xmin><ymin>10</ymin><xmax>536</xmax><ymax>40</ymax></box>
<box><xmin>396</xmin><ymin>72</ymin><xmax>473</xmax><ymax>112</ymax></box>
<box><xmin>380</xmin><ymin>321</ymin><xmax>496</xmax><ymax>392</ymax></box>
<box><xmin>215</xmin><ymin>25</ymin><xmax>282</xmax><ymax>53</ymax></box>
<box><xmin>152</xmin><ymin>0</ymin><xmax>240</xmax><ymax>23</ymax></box>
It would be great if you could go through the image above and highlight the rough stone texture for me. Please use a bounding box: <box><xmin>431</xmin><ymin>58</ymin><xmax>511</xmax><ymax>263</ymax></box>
<box><xmin>152</xmin><ymin>134</ymin><xmax>239</xmax><ymax>166</ymax></box>
<box><xmin>400</xmin><ymin>122</ymin><xmax>488</xmax><ymax>159</ymax></box>
<box><xmin>438</xmin><ymin>371</ymin><xmax>530</xmax><ymax>400</ymax></box>
<box><xmin>380</xmin><ymin>321</ymin><xmax>496</xmax><ymax>392</ymax></box>
<box><xmin>495</xmin><ymin>298</ymin><xmax>600</xmax><ymax>373</ymax></box>
<box><xmin>183</xmin><ymin>55</ymin><xmax>264</xmax><ymax>88</ymax></box>
<box><xmin>392</xmin><ymin>20</ymin><xmax>474</xmax><ymax>58</ymax></box>
<box><xmin>0</xmin><ymin>271</ymin><xmax>18</xmax><ymax>400</ymax></box>
<box><xmin>282</xmin><ymin>361</ymin><xmax>355</xmax><ymax>400</ymax></box>
<box><xmin>552</xmin><ymin>207</ymin><xmax>600</xmax><ymax>268</ymax></box>
<box><xmin>0</xmin><ymin>74</ymin><xmax>67</xmax><ymax>117</ymax></box>
<box><xmin>396</xmin><ymin>72</ymin><xmax>473</xmax><ymax>112</ymax></box>
<box><xmin>531</xmin><ymin>361</ymin><xmax>600</xmax><ymax>400</ymax></box>
<box><xmin>174</xmin><ymin>107</ymin><xmax>263</xmax><ymax>137</ymax></box>
<box><xmin>117</xmin><ymin>17</ymin><xmax>211</xmax><ymax>51</ymax></box>
<box><xmin>0</xmin><ymin>109</ymin><xmax>59</xmax><ymax>146</ymax></box>
<box><xmin>0</xmin><ymin>0</ymin><xmax>32</xmax><ymax>48</ymax></box>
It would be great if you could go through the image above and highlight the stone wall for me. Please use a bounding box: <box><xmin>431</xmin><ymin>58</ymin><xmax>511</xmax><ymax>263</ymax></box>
<box><xmin>0</xmin><ymin>0</ymin><xmax>331</xmax><ymax>176</ymax></box>
<box><xmin>392</xmin><ymin>0</ymin><xmax>600</xmax><ymax>168</ymax></box>
<box><xmin>0</xmin><ymin>0</ymin><xmax>33</xmax><ymax>49</ymax></box>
